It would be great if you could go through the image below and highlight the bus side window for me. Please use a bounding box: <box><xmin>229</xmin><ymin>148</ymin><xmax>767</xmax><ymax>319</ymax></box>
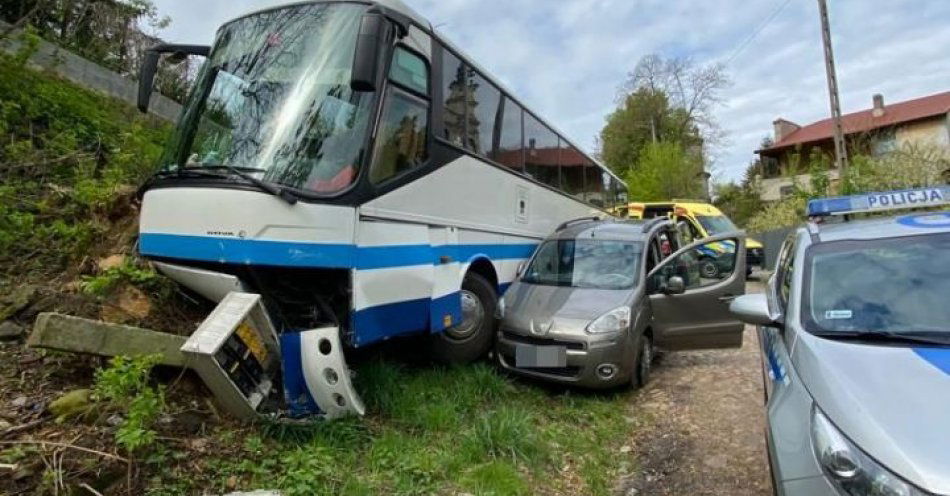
<box><xmin>370</xmin><ymin>47</ymin><xmax>430</xmax><ymax>185</ymax></box>
<box><xmin>524</xmin><ymin>113</ymin><xmax>560</xmax><ymax>189</ymax></box>
<box><xmin>583</xmin><ymin>159</ymin><xmax>602</xmax><ymax>206</ymax></box>
<box><xmin>494</xmin><ymin>97</ymin><xmax>524</xmax><ymax>172</ymax></box>
<box><xmin>560</xmin><ymin>145</ymin><xmax>585</xmax><ymax>201</ymax></box>
<box><xmin>467</xmin><ymin>71</ymin><xmax>500</xmax><ymax>156</ymax></box>
<box><xmin>441</xmin><ymin>50</ymin><xmax>465</xmax><ymax>147</ymax></box>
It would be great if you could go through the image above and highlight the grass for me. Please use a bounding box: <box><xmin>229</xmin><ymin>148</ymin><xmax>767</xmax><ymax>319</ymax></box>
<box><xmin>145</xmin><ymin>360</ymin><xmax>639</xmax><ymax>496</ymax></box>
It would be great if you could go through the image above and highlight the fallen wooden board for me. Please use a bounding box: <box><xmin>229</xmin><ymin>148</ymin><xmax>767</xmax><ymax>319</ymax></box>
<box><xmin>29</xmin><ymin>313</ymin><xmax>187</xmax><ymax>367</ymax></box>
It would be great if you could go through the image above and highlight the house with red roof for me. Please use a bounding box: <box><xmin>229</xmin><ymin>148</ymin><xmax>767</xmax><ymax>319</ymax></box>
<box><xmin>755</xmin><ymin>91</ymin><xmax>950</xmax><ymax>201</ymax></box>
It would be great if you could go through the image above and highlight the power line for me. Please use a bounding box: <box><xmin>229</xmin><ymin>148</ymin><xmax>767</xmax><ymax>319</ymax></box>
<box><xmin>725</xmin><ymin>0</ymin><xmax>793</xmax><ymax>65</ymax></box>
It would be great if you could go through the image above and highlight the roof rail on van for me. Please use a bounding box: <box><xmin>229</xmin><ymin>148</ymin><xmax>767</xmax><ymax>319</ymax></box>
<box><xmin>555</xmin><ymin>216</ymin><xmax>603</xmax><ymax>232</ymax></box>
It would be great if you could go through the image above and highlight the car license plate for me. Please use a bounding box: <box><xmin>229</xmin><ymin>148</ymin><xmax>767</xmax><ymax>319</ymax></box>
<box><xmin>515</xmin><ymin>345</ymin><xmax>567</xmax><ymax>368</ymax></box>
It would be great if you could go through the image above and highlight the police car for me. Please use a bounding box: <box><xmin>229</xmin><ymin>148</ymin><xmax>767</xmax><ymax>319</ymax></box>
<box><xmin>729</xmin><ymin>186</ymin><xmax>950</xmax><ymax>496</ymax></box>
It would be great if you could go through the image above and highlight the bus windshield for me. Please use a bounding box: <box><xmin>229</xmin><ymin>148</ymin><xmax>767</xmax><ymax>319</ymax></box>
<box><xmin>163</xmin><ymin>3</ymin><xmax>373</xmax><ymax>194</ymax></box>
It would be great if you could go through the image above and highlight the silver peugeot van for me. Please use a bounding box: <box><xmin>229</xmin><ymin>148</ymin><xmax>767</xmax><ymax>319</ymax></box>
<box><xmin>496</xmin><ymin>217</ymin><xmax>747</xmax><ymax>388</ymax></box>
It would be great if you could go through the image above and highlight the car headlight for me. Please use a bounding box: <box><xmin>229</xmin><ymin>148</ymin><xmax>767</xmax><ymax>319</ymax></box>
<box><xmin>495</xmin><ymin>295</ymin><xmax>505</xmax><ymax>319</ymax></box>
<box><xmin>812</xmin><ymin>408</ymin><xmax>923</xmax><ymax>496</ymax></box>
<box><xmin>586</xmin><ymin>306</ymin><xmax>631</xmax><ymax>334</ymax></box>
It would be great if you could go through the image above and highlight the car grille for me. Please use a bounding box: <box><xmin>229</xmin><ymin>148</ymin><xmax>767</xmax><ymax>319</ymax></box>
<box><xmin>499</xmin><ymin>352</ymin><xmax>582</xmax><ymax>378</ymax></box>
<box><xmin>501</xmin><ymin>330</ymin><xmax>585</xmax><ymax>350</ymax></box>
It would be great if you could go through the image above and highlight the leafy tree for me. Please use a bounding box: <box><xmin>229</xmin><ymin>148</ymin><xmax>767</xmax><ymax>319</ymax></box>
<box><xmin>626</xmin><ymin>141</ymin><xmax>705</xmax><ymax>201</ymax></box>
<box><xmin>600</xmin><ymin>53</ymin><xmax>729</xmax><ymax>177</ymax></box>
<box><xmin>712</xmin><ymin>182</ymin><xmax>763</xmax><ymax>228</ymax></box>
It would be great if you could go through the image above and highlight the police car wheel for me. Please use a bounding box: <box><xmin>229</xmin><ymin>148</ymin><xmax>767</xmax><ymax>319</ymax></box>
<box><xmin>430</xmin><ymin>273</ymin><xmax>497</xmax><ymax>365</ymax></box>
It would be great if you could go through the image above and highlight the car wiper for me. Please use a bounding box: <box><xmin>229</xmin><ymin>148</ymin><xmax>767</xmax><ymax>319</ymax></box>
<box><xmin>184</xmin><ymin>165</ymin><xmax>299</xmax><ymax>205</ymax></box>
<box><xmin>816</xmin><ymin>330</ymin><xmax>950</xmax><ymax>347</ymax></box>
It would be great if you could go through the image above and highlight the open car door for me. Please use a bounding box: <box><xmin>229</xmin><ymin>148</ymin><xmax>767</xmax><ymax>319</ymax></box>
<box><xmin>646</xmin><ymin>232</ymin><xmax>747</xmax><ymax>350</ymax></box>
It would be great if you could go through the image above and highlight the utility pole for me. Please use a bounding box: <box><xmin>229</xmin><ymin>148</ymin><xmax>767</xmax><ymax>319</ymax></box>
<box><xmin>817</xmin><ymin>0</ymin><xmax>848</xmax><ymax>173</ymax></box>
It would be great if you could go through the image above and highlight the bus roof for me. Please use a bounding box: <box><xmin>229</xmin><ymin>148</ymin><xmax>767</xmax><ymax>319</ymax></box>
<box><xmin>224</xmin><ymin>0</ymin><xmax>623</xmax><ymax>185</ymax></box>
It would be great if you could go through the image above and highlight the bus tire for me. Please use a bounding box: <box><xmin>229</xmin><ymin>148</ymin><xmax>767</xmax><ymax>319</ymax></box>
<box><xmin>430</xmin><ymin>272</ymin><xmax>497</xmax><ymax>364</ymax></box>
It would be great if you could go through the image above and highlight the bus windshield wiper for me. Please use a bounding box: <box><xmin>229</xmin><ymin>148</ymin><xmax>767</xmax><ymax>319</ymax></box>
<box><xmin>816</xmin><ymin>330</ymin><xmax>950</xmax><ymax>347</ymax></box>
<box><xmin>185</xmin><ymin>165</ymin><xmax>299</xmax><ymax>205</ymax></box>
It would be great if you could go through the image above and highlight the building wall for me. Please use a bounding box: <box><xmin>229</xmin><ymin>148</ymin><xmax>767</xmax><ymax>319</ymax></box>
<box><xmin>758</xmin><ymin>170</ymin><xmax>840</xmax><ymax>202</ymax></box>
<box><xmin>896</xmin><ymin>116</ymin><xmax>950</xmax><ymax>150</ymax></box>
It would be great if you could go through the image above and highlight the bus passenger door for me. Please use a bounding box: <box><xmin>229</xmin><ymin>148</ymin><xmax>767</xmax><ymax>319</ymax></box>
<box><xmin>430</xmin><ymin>226</ymin><xmax>462</xmax><ymax>332</ymax></box>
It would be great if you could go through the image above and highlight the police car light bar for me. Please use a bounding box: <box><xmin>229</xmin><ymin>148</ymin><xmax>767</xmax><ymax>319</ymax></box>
<box><xmin>807</xmin><ymin>186</ymin><xmax>950</xmax><ymax>217</ymax></box>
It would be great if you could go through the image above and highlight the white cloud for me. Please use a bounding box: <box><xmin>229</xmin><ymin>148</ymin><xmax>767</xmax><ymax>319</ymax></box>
<box><xmin>151</xmin><ymin>0</ymin><xmax>950</xmax><ymax>183</ymax></box>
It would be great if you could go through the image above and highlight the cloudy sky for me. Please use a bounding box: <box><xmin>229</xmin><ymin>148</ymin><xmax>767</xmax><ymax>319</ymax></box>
<box><xmin>149</xmin><ymin>0</ymin><xmax>950</xmax><ymax>183</ymax></box>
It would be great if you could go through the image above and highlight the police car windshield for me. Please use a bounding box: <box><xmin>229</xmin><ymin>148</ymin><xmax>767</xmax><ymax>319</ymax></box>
<box><xmin>803</xmin><ymin>232</ymin><xmax>950</xmax><ymax>337</ymax></box>
<box><xmin>696</xmin><ymin>215</ymin><xmax>737</xmax><ymax>235</ymax></box>
<box><xmin>522</xmin><ymin>240</ymin><xmax>642</xmax><ymax>290</ymax></box>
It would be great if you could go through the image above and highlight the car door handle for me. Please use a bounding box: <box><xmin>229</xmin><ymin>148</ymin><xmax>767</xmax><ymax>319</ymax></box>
<box><xmin>718</xmin><ymin>294</ymin><xmax>738</xmax><ymax>303</ymax></box>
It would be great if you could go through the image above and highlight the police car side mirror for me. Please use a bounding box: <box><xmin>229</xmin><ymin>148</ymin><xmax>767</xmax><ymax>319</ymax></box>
<box><xmin>729</xmin><ymin>294</ymin><xmax>779</xmax><ymax>326</ymax></box>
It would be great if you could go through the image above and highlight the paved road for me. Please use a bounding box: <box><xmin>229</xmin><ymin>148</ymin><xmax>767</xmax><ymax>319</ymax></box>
<box><xmin>618</xmin><ymin>280</ymin><xmax>772</xmax><ymax>496</ymax></box>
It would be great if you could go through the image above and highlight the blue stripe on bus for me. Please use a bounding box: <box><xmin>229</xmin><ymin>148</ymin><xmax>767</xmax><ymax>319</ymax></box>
<box><xmin>428</xmin><ymin>291</ymin><xmax>462</xmax><ymax>333</ymax></box>
<box><xmin>140</xmin><ymin>233</ymin><xmax>356</xmax><ymax>268</ymax></box>
<box><xmin>350</xmin><ymin>297</ymin><xmax>432</xmax><ymax>346</ymax></box>
<box><xmin>914</xmin><ymin>348</ymin><xmax>950</xmax><ymax>376</ymax></box>
<box><xmin>140</xmin><ymin>233</ymin><xmax>537</xmax><ymax>270</ymax></box>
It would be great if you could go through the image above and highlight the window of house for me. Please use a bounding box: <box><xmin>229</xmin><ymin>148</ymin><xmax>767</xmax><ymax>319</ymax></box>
<box><xmin>494</xmin><ymin>97</ymin><xmax>524</xmax><ymax>171</ymax></box>
<box><xmin>441</xmin><ymin>50</ymin><xmax>465</xmax><ymax>147</ymax></box>
<box><xmin>467</xmin><ymin>71</ymin><xmax>501</xmax><ymax>156</ymax></box>
<box><xmin>872</xmin><ymin>128</ymin><xmax>897</xmax><ymax>156</ymax></box>
<box><xmin>524</xmin><ymin>113</ymin><xmax>560</xmax><ymax>189</ymax></box>
<box><xmin>370</xmin><ymin>48</ymin><xmax>429</xmax><ymax>184</ymax></box>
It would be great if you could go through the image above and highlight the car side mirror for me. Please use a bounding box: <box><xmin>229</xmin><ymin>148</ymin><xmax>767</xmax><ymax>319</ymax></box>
<box><xmin>138</xmin><ymin>43</ymin><xmax>209</xmax><ymax>113</ymax></box>
<box><xmin>663</xmin><ymin>276</ymin><xmax>686</xmax><ymax>295</ymax></box>
<box><xmin>729</xmin><ymin>294</ymin><xmax>779</xmax><ymax>326</ymax></box>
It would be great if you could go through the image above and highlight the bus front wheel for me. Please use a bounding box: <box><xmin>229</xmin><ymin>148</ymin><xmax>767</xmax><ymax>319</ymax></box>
<box><xmin>430</xmin><ymin>273</ymin><xmax>496</xmax><ymax>364</ymax></box>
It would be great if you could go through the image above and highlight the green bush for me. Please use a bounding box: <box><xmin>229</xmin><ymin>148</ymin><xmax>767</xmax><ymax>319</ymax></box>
<box><xmin>94</xmin><ymin>354</ymin><xmax>166</xmax><ymax>454</ymax></box>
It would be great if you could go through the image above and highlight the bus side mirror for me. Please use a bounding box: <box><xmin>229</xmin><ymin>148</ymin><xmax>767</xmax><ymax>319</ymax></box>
<box><xmin>350</xmin><ymin>11</ymin><xmax>393</xmax><ymax>92</ymax></box>
<box><xmin>138</xmin><ymin>44</ymin><xmax>210</xmax><ymax>113</ymax></box>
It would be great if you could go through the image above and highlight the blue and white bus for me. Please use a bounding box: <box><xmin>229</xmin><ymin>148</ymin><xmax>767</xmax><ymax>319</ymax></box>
<box><xmin>136</xmin><ymin>0</ymin><xmax>628</xmax><ymax>364</ymax></box>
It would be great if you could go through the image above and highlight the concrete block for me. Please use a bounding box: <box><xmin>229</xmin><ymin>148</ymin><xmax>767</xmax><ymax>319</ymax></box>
<box><xmin>28</xmin><ymin>313</ymin><xmax>187</xmax><ymax>367</ymax></box>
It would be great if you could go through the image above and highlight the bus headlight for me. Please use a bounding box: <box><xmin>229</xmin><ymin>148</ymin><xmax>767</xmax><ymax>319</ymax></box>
<box><xmin>812</xmin><ymin>408</ymin><xmax>922</xmax><ymax>496</ymax></box>
<box><xmin>586</xmin><ymin>307</ymin><xmax>630</xmax><ymax>334</ymax></box>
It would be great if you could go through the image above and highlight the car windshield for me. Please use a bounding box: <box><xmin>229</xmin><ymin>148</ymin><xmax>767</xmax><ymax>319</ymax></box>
<box><xmin>803</xmin><ymin>232</ymin><xmax>950</xmax><ymax>335</ymax></box>
<box><xmin>696</xmin><ymin>215</ymin><xmax>738</xmax><ymax>235</ymax></box>
<box><xmin>521</xmin><ymin>239</ymin><xmax>642</xmax><ymax>290</ymax></box>
<box><xmin>161</xmin><ymin>3</ymin><xmax>373</xmax><ymax>194</ymax></box>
